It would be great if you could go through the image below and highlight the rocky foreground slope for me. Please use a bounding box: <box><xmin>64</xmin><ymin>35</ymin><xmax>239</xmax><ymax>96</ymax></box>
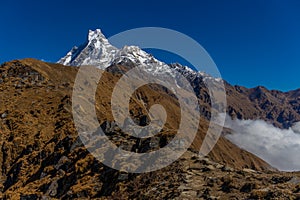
<box><xmin>0</xmin><ymin>59</ymin><xmax>299</xmax><ymax>199</ymax></box>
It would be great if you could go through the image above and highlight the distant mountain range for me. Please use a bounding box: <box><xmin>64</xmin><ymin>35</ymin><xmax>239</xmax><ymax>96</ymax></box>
<box><xmin>59</xmin><ymin>29</ymin><xmax>300</xmax><ymax>129</ymax></box>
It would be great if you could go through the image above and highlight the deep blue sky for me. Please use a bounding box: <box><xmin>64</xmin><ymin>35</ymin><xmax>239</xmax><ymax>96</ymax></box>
<box><xmin>1</xmin><ymin>0</ymin><xmax>299</xmax><ymax>91</ymax></box>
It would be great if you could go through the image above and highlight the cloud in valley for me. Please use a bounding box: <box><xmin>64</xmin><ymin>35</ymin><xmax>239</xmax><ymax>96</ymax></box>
<box><xmin>222</xmin><ymin>115</ymin><xmax>300</xmax><ymax>171</ymax></box>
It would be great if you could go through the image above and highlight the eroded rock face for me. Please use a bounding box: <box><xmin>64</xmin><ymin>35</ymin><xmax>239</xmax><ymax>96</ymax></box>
<box><xmin>0</xmin><ymin>59</ymin><xmax>299</xmax><ymax>199</ymax></box>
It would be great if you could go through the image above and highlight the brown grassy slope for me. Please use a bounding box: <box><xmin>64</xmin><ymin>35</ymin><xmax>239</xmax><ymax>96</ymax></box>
<box><xmin>0</xmin><ymin>58</ymin><xmax>274</xmax><ymax>199</ymax></box>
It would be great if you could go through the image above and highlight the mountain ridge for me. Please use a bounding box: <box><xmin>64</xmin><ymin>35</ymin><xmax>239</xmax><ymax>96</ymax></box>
<box><xmin>57</xmin><ymin>29</ymin><xmax>300</xmax><ymax>129</ymax></box>
<box><xmin>1</xmin><ymin>58</ymin><xmax>289</xmax><ymax>199</ymax></box>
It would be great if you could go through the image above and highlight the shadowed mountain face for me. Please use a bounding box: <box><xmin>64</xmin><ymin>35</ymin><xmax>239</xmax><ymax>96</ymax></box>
<box><xmin>1</xmin><ymin>59</ymin><xmax>293</xmax><ymax>199</ymax></box>
<box><xmin>225</xmin><ymin>84</ymin><xmax>300</xmax><ymax>129</ymax></box>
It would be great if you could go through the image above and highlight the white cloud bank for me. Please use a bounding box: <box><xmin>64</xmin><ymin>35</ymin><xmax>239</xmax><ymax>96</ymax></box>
<box><xmin>222</xmin><ymin>115</ymin><xmax>300</xmax><ymax>171</ymax></box>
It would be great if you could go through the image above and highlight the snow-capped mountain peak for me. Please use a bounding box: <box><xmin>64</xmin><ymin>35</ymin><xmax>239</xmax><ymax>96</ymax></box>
<box><xmin>88</xmin><ymin>29</ymin><xmax>105</xmax><ymax>41</ymax></box>
<box><xmin>58</xmin><ymin>29</ymin><xmax>169</xmax><ymax>71</ymax></box>
<box><xmin>58</xmin><ymin>29</ymin><xmax>166</xmax><ymax>71</ymax></box>
<box><xmin>57</xmin><ymin>29</ymin><xmax>220</xmax><ymax>83</ymax></box>
<box><xmin>58</xmin><ymin>29</ymin><xmax>118</xmax><ymax>68</ymax></box>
